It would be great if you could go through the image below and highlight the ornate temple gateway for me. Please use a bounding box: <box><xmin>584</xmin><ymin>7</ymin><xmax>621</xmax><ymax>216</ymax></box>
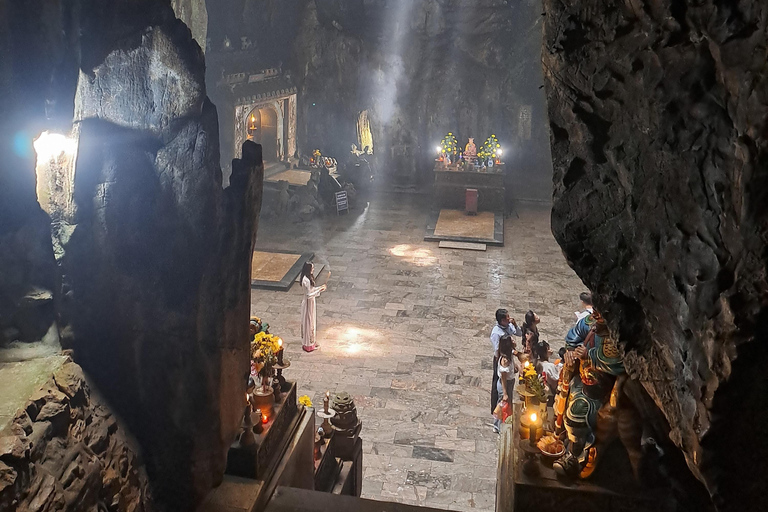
<box><xmin>207</xmin><ymin>53</ymin><xmax>298</xmax><ymax>181</ymax></box>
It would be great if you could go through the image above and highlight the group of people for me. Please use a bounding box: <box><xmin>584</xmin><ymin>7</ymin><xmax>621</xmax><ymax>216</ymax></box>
<box><xmin>489</xmin><ymin>292</ymin><xmax>593</xmax><ymax>433</ymax></box>
<box><xmin>489</xmin><ymin>291</ymin><xmax>629</xmax><ymax>480</ymax></box>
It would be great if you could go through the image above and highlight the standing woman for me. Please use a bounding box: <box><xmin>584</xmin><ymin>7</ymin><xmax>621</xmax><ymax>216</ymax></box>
<box><xmin>521</xmin><ymin>310</ymin><xmax>541</xmax><ymax>353</ymax></box>
<box><xmin>300</xmin><ymin>262</ymin><xmax>327</xmax><ymax>352</ymax></box>
<box><xmin>494</xmin><ymin>335</ymin><xmax>519</xmax><ymax>433</ymax></box>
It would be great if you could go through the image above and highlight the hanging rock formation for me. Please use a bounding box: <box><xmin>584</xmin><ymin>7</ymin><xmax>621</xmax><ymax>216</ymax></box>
<box><xmin>543</xmin><ymin>1</ymin><xmax>767</xmax><ymax>510</ymax></box>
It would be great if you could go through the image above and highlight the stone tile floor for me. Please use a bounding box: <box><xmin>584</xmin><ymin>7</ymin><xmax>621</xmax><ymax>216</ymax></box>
<box><xmin>251</xmin><ymin>192</ymin><xmax>585</xmax><ymax>511</ymax></box>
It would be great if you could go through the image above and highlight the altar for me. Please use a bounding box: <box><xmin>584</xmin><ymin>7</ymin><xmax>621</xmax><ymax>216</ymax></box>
<box><xmin>496</xmin><ymin>406</ymin><xmax>674</xmax><ymax>512</ymax></box>
<box><xmin>433</xmin><ymin>162</ymin><xmax>506</xmax><ymax>211</ymax></box>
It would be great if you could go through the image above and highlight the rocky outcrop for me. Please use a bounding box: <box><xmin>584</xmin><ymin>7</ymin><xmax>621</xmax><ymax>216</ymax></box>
<box><xmin>2</xmin><ymin>2</ymin><xmax>264</xmax><ymax>510</ymax></box>
<box><xmin>0</xmin><ymin>358</ymin><xmax>153</xmax><ymax>512</ymax></box>
<box><xmin>172</xmin><ymin>0</ymin><xmax>209</xmax><ymax>53</ymax></box>
<box><xmin>543</xmin><ymin>1</ymin><xmax>767</xmax><ymax>510</ymax></box>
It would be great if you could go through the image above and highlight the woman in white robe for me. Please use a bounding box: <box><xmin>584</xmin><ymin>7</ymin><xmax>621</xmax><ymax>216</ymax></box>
<box><xmin>300</xmin><ymin>262</ymin><xmax>326</xmax><ymax>352</ymax></box>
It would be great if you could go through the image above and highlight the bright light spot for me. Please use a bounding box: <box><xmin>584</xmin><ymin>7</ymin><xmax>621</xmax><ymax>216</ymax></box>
<box><xmin>317</xmin><ymin>323</ymin><xmax>383</xmax><ymax>358</ymax></box>
<box><xmin>435</xmin><ymin>146</ymin><xmax>442</xmax><ymax>153</ymax></box>
<box><xmin>530</xmin><ymin>412</ymin><xmax>537</xmax><ymax>422</ymax></box>
<box><xmin>497</xmin><ymin>148</ymin><xmax>503</xmax><ymax>155</ymax></box>
<box><xmin>33</xmin><ymin>131</ymin><xmax>77</xmax><ymax>162</ymax></box>
<box><xmin>388</xmin><ymin>244</ymin><xmax>437</xmax><ymax>267</ymax></box>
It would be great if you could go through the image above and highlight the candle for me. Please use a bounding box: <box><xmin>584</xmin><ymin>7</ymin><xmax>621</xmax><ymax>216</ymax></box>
<box><xmin>262</xmin><ymin>412</ymin><xmax>269</xmax><ymax>424</ymax></box>
<box><xmin>324</xmin><ymin>391</ymin><xmax>330</xmax><ymax>414</ymax></box>
<box><xmin>529</xmin><ymin>412</ymin><xmax>538</xmax><ymax>447</ymax></box>
<box><xmin>277</xmin><ymin>338</ymin><xmax>284</xmax><ymax>365</ymax></box>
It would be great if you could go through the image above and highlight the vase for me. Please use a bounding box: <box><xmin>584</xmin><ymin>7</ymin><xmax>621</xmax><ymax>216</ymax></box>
<box><xmin>253</xmin><ymin>377</ymin><xmax>275</xmax><ymax>419</ymax></box>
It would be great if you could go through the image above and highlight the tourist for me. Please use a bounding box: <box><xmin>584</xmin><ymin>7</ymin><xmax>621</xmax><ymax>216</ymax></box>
<box><xmin>493</xmin><ymin>334</ymin><xmax>519</xmax><ymax>433</ymax></box>
<box><xmin>490</xmin><ymin>309</ymin><xmax>521</xmax><ymax>414</ymax></box>
<box><xmin>555</xmin><ymin>346</ymin><xmax>566</xmax><ymax>375</ymax></box>
<box><xmin>575</xmin><ymin>291</ymin><xmax>593</xmax><ymax>321</ymax></box>
<box><xmin>300</xmin><ymin>262</ymin><xmax>327</xmax><ymax>352</ymax></box>
<box><xmin>524</xmin><ymin>329</ymin><xmax>540</xmax><ymax>359</ymax></box>
<box><xmin>521</xmin><ymin>310</ymin><xmax>540</xmax><ymax>353</ymax></box>
<box><xmin>534</xmin><ymin>341</ymin><xmax>559</xmax><ymax>404</ymax></box>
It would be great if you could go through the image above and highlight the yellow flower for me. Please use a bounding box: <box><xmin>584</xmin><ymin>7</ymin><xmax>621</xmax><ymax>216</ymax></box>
<box><xmin>298</xmin><ymin>395</ymin><xmax>313</xmax><ymax>407</ymax></box>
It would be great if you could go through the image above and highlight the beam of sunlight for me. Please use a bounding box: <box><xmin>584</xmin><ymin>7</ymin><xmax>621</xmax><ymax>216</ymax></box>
<box><xmin>318</xmin><ymin>323</ymin><xmax>384</xmax><ymax>357</ymax></box>
<box><xmin>389</xmin><ymin>244</ymin><xmax>437</xmax><ymax>267</ymax></box>
<box><xmin>370</xmin><ymin>0</ymin><xmax>416</xmax><ymax>138</ymax></box>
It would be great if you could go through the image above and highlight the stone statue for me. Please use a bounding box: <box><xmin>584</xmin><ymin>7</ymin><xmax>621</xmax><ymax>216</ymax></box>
<box><xmin>553</xmin><ymin>309</ymin><xmax>625</xmax><ymax>479</ymax></box>
<box><xmin>464</xmin><ymin>137</ymin><xmax>477</xmax><ymax>157</ymax></box>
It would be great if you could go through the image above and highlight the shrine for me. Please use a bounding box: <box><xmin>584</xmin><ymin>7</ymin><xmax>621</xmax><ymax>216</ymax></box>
<box><xmin>207</xmin><ymin>56</ymin><xmax>298</xmax><ymax>182</ymax></box>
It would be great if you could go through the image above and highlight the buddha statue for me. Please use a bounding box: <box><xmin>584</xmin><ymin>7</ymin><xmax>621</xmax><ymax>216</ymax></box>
<box><xmin>464</xmin><ymin>137</ymin><xmax>477</xmax><ymax>158</ymax></box>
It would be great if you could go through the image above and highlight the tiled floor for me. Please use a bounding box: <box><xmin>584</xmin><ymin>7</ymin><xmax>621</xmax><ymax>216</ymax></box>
<box><xmin>251</xmin><ymin>192</ymin><xmax>585</xmax><ymax>511</ymax></box>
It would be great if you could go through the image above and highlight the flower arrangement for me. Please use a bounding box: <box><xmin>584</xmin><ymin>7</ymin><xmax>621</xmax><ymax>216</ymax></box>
<box><xmin>478</xmin><ymin>134</ymin><xmax>502</xmax><ymax>162</ymax></box>
<box><xmin>251</xmin><ymin>332</ymin><xmax>280</xmax><ymax>366</ymax></box>
<box><xmin>250</xmin><ymin>330</ymin><xmax>282</xmax><ymax>386</ymax></box>
<box><xmin>298</xmin><ymin>395</ymin><xmax>313</xmax><ymax>408</ymax></box>
<box><xmin>519</xmin><ymin>362</ymin><xmax>547</xmax><ymax>403</ymax></box>
<box><xmin>440</xmin><ymin>132</ymin><xmax>458</xmax><ymax>155</ymax></box>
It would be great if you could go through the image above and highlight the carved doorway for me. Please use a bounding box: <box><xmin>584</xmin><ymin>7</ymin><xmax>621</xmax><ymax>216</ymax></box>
<box><xmin>246</xmin><ymin>105</ymin><xmax>279</xmax><ymax>162</ymax></box>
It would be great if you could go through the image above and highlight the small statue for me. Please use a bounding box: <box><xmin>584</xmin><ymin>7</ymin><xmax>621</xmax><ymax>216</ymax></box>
<box><xmin>464</xmin><ymin>137</ymin><xmax>477</xmax><ymax>157</ymax></box>
<box><xmin>553</xmin><ymin>309</ymin><xmax>625</xmax><ymax>479</ymax></box>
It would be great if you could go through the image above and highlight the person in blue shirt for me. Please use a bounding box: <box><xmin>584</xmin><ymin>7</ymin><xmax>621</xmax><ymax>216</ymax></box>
<box><xmin>489</xmin><ymin>309</ymin><xmax>522</xmax><ymax>415</ymax></box>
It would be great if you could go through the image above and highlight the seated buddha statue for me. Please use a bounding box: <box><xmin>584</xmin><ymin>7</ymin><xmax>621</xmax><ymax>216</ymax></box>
<box><xmin>464</xmin><ymin>137</ymin><xmax>477</xmax><ymax>158</ymax></box>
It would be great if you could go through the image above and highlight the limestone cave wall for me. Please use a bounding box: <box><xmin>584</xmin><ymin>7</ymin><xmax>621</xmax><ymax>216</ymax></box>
<box><xmin>1</xmin><ymin>1</ymin><xmax>263</xmax><ymax>510</ymax></box>
<box><xmin>543</xmin><ymin>1</ymin><xmax>767</xmax><ymax>510</ymax></box>
<box><xmin>297</xmin><ymin>0</ymin><xmax>552</xmax><ymax>196</ymax></box>
<box><xmin>172</xmin><ymin>0</ymin><xmax>208</xmax><ymax>52</ymax></box>
<box><xmin>207</xmin><ymin>0</ymin><xmax>553</xmax><ymax>199</ymax></box>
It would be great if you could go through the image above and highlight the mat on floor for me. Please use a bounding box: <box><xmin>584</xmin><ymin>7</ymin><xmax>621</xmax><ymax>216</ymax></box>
<box><xmin>424</xmin><ymin>209</ymin><xmax>503</xmax><ymax>246</ymax></box>
<box><xmin>251</xmin><ymin>251</ymin><xmax>314</xmax><ymax>291</ymax></box>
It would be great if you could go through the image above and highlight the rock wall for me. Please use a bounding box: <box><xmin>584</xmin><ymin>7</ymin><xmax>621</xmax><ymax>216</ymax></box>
<box><xmin>543</xmin><ymin>1</ymin><xmax>767</xmax><ymax>510</ymax></box>
<box><xmin>296</xmin><ymin>0</ymin><xmax>552</xmax><ymax>194</ymax></box>
<box><xmin>207</xmin><ymin>0</ymin><xmax>553</xmax><ymax>199</ymax></box>
<box><xmin>172</xmin><ymin>0</ymin><xmax>209</xmax><ymax>53</ymax></box>
<box><xmin>0</xmin><ymin>358</ymin><xmax>153</xmax><ymax>512</ymax></box>
<box><xmin>1</xmin><ymin>1</ymin><xmax>264</xmax><ymax>510</ymax></box>
<box><xmin>0</xmin><ymin>0</ymin><xmax>60</xmax><ymax>348</ymax></box>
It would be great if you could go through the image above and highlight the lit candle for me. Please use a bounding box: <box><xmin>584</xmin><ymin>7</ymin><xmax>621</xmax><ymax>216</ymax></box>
<box><xmin>529</xmin><ymin>412</ymin><xmax>538</xmax><ymax>447</ymax></box>
<box><xmin>277</xmin><ymin>338</ymin><xmax>284</xmax><ymax>365</ymax></box>
<box><xmin>324</xmin><ymin>391</ymin><xmax>330</xmax><ymax>414</ymax></box>
<box><xmin>262</xmin><ymin>412</ymin><xmax>269</xmax><ymax>424</ymax></box>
